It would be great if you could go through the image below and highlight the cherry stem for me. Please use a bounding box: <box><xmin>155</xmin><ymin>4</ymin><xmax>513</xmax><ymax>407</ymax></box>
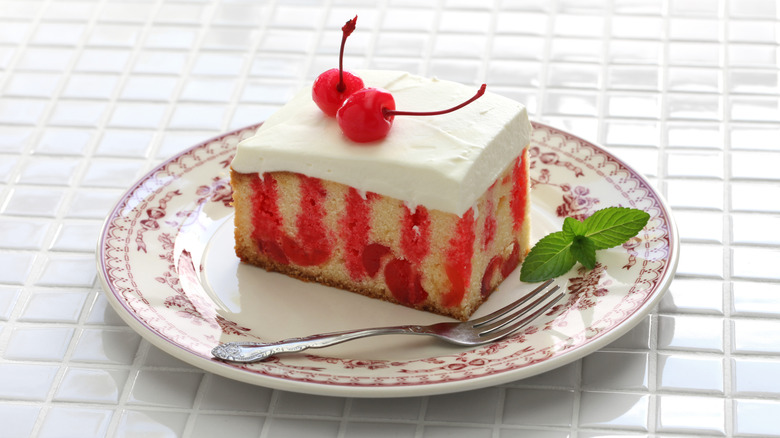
<box><xmin>383</xmin><ymin>84</ymin><xmax>487</xmax><ymax>118</ymax></box>
<box><xmin>337</xmin><ymin>15</ymin><xmax>358</xmax><ymax>93</ymax></box>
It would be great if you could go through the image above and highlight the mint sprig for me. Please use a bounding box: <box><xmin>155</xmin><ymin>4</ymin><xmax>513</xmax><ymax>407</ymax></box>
<box><xmin>520</xmin><ymin>207</ymin><xmax>650</xmax><ymax>282</ymax></box>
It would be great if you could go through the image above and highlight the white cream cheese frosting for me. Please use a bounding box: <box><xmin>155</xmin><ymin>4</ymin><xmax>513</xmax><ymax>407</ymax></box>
<box><xmin>230</xmin><ymin>70</ymin><xmax>532</xmax><ymax>216</ymax></box>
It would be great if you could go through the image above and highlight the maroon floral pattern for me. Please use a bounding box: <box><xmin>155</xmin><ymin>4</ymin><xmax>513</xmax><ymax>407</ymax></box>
<box><xmin>622</xmin><ymin>237</ymin><xmax>641</xmax><ymax>270</ymax></box>
<box><xmin>556</xmin><ymin>184</ymin><xmax>599</xmax><ymax>221</ymax></box>
<box><xmin>217</xmin><ymin>316</ymin><xmax>252</xmax><ymax>336</ymax></box>
<box><xmin>528</xmin><ymin>145</ymin><xmax>585</xmax><ymax>179</ymax></box>
<box><xmin>196</xmin><ymin>176</ymin><xmax>233</xmax><ymax>208</ymax></box>
<box><xmin>136</xmin><ymin>190</ymin><xmax>181</xmax><ymax>253</ymax></box>
<box><xmin>542</xmin><ymin>263</ymin><xmax>611</xmax><ymax>331</ymax></box>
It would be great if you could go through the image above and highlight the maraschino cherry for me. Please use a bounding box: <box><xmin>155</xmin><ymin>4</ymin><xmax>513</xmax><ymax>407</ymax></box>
<box><xmin>337</xmin><ymin>84</ymin><xmax>487</xmax><ymax>143</ymax></box>
<box><xmin>312</xmin><ymin>16</ymin><xmax>364</xmax><ymax>117</ymax></box>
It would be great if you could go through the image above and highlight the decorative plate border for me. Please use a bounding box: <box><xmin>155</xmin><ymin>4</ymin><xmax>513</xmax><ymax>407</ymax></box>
<box><xmin>97</xmin><ymin>122</ymin><xmax>678</xmax><ymax>397</ymax></box>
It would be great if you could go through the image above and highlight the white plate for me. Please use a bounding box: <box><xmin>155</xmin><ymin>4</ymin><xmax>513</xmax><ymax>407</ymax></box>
<box><xmin>97</xmin><ymin>122</ymin><xmax>678</xmax><ymax>398</ymax></box>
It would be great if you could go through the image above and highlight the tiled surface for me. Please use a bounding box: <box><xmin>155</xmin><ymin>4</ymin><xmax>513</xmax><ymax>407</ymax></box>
<box><xmin>0</xmin><ymin>0</ymin><xmax>778</xmax><ymax>436</ymax></box>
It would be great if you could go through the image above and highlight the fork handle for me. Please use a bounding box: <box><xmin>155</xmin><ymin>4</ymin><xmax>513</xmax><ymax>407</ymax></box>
<box><xmin>212</xmin><ymin>325</ymin><xmax>427</xmax><ymax>363</ymax></box>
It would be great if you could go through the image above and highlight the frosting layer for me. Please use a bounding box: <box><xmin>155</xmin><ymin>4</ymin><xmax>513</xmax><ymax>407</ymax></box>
<box><xmin>231</xmin><ymin>70</ymin><xmax>531</xmax><ymax>216</ymax></box>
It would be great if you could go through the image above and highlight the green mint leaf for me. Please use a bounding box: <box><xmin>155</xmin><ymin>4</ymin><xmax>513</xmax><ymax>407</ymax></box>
<box><xmin>581</xmin><ymin>207</ymin><xmax>650</xmax><ymax>250</ymax></box>
<box><xmin>562</xmin><ymin>216</ymin><xmax>587</xmax><ymax>239</ymax></box>
<box><xmin>520</xmin><ymin>206</ymin><xmax>651</xmax><ymax>283</ymax></box>
<box><xmin>570</xmin><ymin>235</ymin><xmax>596</xmax><ymax>270</ymax></box>
<box><xmin>519</xmin><ymin>231</ymin><xmax>577</xmax><ymax>283</ymax></box>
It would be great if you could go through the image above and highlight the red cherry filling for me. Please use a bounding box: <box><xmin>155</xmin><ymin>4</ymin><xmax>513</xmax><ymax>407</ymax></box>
<box><xmin>312</xmin><ymin>16</ymin><xmax>364</xmax><ymax>116</ymax></box>
<box><xmin>362</xmin><ymin>243</ymin><xmax>392</xmax><ymax>278</ymax></box>
<box><xmin>337</xmin><ymin>84</ymin><xmax>487</xmax><ymax>143</ymax></box>
<box><xmin>385</xmin><ymin>258</ymin><xmax>428</xmax><ymax>306</ymax></box>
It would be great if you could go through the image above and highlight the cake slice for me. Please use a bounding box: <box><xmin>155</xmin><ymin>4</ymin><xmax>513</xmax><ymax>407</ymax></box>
<box><xmin>231</xmin><ymin>70</ymin><xmax>532</xmax><ymax>321</ymax></box>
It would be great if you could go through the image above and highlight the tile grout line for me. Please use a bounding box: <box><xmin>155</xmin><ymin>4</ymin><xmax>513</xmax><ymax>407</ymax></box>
<box><xmin>181</xmin><ymin>372</ymin><xmax>209</xmax><ymax>437</ymax></box>
<box><xmin>477</xmin><ymin>0</ymin><xmax>499</xmax><ymax>87</ymax></box>
<box><xmin>645</xmin><ymin>0</ymin><xmax>674</xmax><ymax>433</ymax></box>
<box><xmin>15</xmin><ymin>0</ymin><xmax>165</xmax><ymax>329</ymax></box>
<box><xmin>533</xmin><ymin>0</ymin><xmax>556</xmax><ymax>123</ymax></box>
<box><xmin>0</xmin><ymin>0</ymin><xmax>105</xmax><ymax>435</ymax></box>
<box><xmin>0</xmin><ymin>0</ymin><xmax>74</xmax><ymax>253</ymax></box>
<box><xmin>219</xmin><ymin>0</ymin><xmax>279</xmax><ymax>135</ymax></box>
<box><xmin>258</xmin><ymin>386</ymin><xmax>282</xmax><ymax>438</ymax></box>
<box><xmin>104</xmin><ymin>339</ymin><xmax>155</xmax><ymax>436</ymax></box>
<box><xmin>595</xmin><ymin>0</ymin><xmax>614</xmax><ymax>149</ymax></box>
<box><xmin>720</xmin><ymin>0</ymin><xmax>735</xmax><ymax>435</ymax></box>
<box><xmin>98</xmin><ymin>0</ymin><xmax>171</xmax><ymax>435</ymax></box>
<box><xmin>414</xmin><ymin>393</ymin><xmax>429</xmax><ymax>438</ymax></box>
<box><xmin>141</xmin><ymin>1</ymin><xmax>219</xmax><ymax>170</ymax></box>
<box><xmin>361</xmin><ymin>0</ymin><xmax>383</xmax><ymax>70</ymax></box>
<box><xmin>570</xmin><ymin>359</ymin><xmax>583</xmax><ymax>437</ymax></box>
<box><xmin>0</xmin><ymin>12</ymin><xmax>30</xmax><ymax>215</ymax></box>
<box><xmin>418</xmin><ymin>0</ymin><xmax>444</xmax><ymax>78</ymax></box>
<box><xmin>284</xmin><ymin>0</ymin><xmax>326</xmax><ymax>95</ymax></box>
<box><xmin>493</xmin><ymin>384</ymin><xmax>506</xmax><ymax>438</ymax></box>
<box><xmin>38</xmin><ymin>263</ymin><xmax>129</xmax><ymax>414</ymax></box>
<box><xmin>337</xmin><ymin>396</ymin><xmax>352</xmax><ymax>438</ymax></box>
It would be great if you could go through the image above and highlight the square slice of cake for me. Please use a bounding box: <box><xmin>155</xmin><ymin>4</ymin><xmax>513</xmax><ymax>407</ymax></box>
<box><xmin>231</xmin><ymin>70</ymin><xmax>532</xmax><ymax>321</ymax></box>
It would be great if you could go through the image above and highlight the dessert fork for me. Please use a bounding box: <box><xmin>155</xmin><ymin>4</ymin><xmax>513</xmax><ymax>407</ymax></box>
<box><xmin>212</xmin><ymin>279</ymin><xmax>563</xmax><ymax>363</ymax></box>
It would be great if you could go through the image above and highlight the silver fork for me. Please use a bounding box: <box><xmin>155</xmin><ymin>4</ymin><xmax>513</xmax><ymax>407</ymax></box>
<box><xmin>211</xmin><ymin>279</ymin><xmax>563</xmax><ymax>363</ymax></box>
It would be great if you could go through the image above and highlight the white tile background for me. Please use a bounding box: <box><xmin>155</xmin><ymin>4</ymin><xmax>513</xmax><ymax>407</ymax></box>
<box><xmin>0</xmin><ymin>0</ymin><xmax>779</xmax><ymax>436</ymax></box>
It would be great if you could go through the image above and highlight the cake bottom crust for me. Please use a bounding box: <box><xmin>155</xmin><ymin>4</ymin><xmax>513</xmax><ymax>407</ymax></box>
<box><xmin>234</xmin><ymin>248</ymin><xmax>464</xmax><ymax>319</ymax></box>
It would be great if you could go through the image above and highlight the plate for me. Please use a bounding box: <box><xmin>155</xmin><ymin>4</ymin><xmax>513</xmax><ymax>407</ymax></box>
<box><xmin>97</xmin><ymin>122</ymin><xmax>678</xmax><ymax>398</ymax></box>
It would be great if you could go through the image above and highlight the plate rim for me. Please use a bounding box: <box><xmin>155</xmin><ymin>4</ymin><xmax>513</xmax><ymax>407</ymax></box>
<box><xmin>96</xmin><ymin>121</ymin><xmax>679</xmax><ymax>398</ymax></box>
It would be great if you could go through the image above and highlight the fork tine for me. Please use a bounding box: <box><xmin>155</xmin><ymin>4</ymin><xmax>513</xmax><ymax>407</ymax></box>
<box><xmin>470</xmin><ymin>279</ymin><xmax>556</xmax><ymax>327</ymax></box>
<box><xmin>478</xmin><ymin>288</ymin><xmax>565</xmax><ymax>342</ymax></box>
<box><xmin>476</xmin><ymin>284</ymin><xmax>562</xmax><ymax>334</ymax></box>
